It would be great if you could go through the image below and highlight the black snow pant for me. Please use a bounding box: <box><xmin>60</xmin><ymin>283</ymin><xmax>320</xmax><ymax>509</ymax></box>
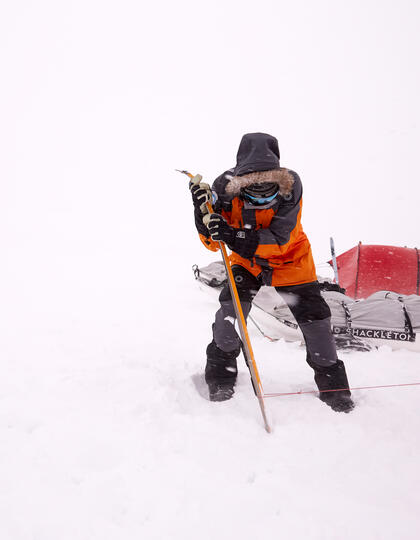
<box><xmin>205</xmin><ymin>265</ymin><xmax>339</xmax><ymax>387</ymax></box>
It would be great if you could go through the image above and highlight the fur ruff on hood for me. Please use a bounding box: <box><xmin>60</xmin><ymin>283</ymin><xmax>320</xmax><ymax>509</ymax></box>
<box><xmin>225</xmin><ymin>169</ymin><xmax>294</xmax><ymax>198</ymax></box>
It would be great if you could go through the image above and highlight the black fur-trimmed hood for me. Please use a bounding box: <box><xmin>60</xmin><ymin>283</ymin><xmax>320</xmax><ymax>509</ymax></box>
<box><xmin>233</xmin><ymin>132</ymin><xmax>280</xmax><ymax>176</ymax></box>
<box><xmin>224</xmin><ymin>168</ymin><xmax>295</xmax><ymax>198</ymax></box>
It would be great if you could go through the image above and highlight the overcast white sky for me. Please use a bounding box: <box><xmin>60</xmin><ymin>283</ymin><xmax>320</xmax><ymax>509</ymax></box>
<box><xmin>1</xmin><ymin>0</ymin><xmax>419</xmax><ymax>296</ymax></box>
<box><xmin>2</xmin><ymin>4</ymin><xmax>420</xmax><ymax>537</ymax></box>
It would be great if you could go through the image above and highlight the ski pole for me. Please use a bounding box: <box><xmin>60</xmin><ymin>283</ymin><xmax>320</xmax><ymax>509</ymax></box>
<box><xmin>330</xmin><ymin>237</ymin><xmax>340</xmax><ymax>286</ymax></box>
<box><xmin>178</xmin><ymin>169</ymin><xmax>271</xmax><ymax>433</ymax></box>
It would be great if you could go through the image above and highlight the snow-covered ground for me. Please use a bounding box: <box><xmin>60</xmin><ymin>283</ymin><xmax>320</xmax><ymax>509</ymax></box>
<box><xmin>1</xmin><ymin>1</ymin><xmax>420</xmax><ymax>539</ymax></box>
<box><xmin>1</xmin><ymin>253</ymin><xmax>420</xmax><ymax>539</ymax></box>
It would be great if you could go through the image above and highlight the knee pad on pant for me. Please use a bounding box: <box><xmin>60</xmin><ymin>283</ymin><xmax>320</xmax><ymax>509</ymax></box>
<box><xmin>300</xmin><ymin>317</ymin><xmax>337</xmax><ymax>367</ymax></box>
<box><xmin>213</xmin><ymin>311</ymin><xmax>242</xmax><ymax>352</ymax></box>
<box><xmin>214</xmin><ymin>280</ymin><xmax>257</xmax><ymax>353</ymax></box>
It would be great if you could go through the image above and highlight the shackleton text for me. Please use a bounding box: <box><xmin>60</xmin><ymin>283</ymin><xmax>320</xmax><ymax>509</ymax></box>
<box><xmin>332</xmin><ymin>326</ymin><xmax>416</xmax><ymax>342</ymax></box>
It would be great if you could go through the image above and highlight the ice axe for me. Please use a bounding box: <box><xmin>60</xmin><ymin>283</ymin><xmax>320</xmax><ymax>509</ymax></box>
<box><xmin>178</xmin><ymin>168</ymin><xmax>271</xmax><ymax>433</ymax></box>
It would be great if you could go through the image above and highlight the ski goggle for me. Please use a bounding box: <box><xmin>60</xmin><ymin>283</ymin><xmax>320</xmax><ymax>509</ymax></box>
<box><xmin>242</xmin><ymin>182</ymin><xmax>279</xmax><ymax>205</ymax></box>
<box><xmin>242</xmin><ymin>190</ymin><xmax>279</xmax><ymax>205</ymax></box>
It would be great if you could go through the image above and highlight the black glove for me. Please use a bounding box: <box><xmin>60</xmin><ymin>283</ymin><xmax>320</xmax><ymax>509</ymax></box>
<box><xmin>189</xmin><ymin>175</ymin><xmax>211</xmax><ymax>214</ymax></box>
<box><xmin>188</xmin><ymin>174</ymin><xmax>213</xmax><ymax>238</ymax></box>
<box><xmin>205</xmin><ymin>214</ymin><xmax>259</xmax><ymax>258</ymax></box>
<box><xmin>206</xmin><ymin>213</ymin><xmax>235</xmax><ymax>244</ymax></box>
<box><xmin>194</xmin><ymin>207</ymin><xmax>210</xmax><ymax>237</ymax></box>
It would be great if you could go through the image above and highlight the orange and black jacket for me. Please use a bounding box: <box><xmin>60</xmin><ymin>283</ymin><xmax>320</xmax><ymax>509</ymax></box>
<box><xmin>194</xmin><ymin>168</ymin><xmax>317</xmax><ymax>287</ymax></box>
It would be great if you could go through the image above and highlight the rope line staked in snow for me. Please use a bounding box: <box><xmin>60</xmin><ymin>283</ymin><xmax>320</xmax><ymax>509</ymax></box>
<box><xmin>263</xmin><ymin>382</ymin><xmax>420</xmax><ymax>398</ymax></box>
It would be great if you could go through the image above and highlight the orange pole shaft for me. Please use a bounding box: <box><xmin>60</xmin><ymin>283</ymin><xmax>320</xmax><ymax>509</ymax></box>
<box><xmin>183</xmin><ymin>170</ymin><xmax>271</xmax><ymax>432</ymax></box>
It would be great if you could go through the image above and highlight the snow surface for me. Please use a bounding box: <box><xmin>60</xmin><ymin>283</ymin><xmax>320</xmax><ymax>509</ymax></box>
<box><xmin>1</xmin><ymin>1</ymin><xmax>420</xmax><ymax>539</ymax></box>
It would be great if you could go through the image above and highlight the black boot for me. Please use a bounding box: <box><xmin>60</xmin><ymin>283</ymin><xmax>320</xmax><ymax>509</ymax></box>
<box><xmin>309</xmin><ymin>359</ymin><xmax>355</xmax><ymax>413</ymax></box>
<box><xmin>205</xmin><ymin>341</ymin><xmax>239</xmax><ymax>402</ymax></box>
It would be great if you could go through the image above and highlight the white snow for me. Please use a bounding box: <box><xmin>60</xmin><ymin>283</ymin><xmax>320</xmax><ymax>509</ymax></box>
<box><xmin>2</xmin><ymin>271</ymin><xmax>420</xmax><ymax>540</ymax></box>
<box><xmin>1</xmin><ymin>1</ymin><xmax>420</xmax><ymax>539</ymax></box>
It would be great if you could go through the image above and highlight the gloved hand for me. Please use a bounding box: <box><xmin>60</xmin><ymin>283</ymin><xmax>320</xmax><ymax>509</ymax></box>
<box><xmin>204</xmin><ymin>213</ymin><xmax>259</xmax><ymax>258</ymax></box>
<box><xmin>205</xmin><ymin>213</ymin><xmax>235</xmax><ymax>244</ymax></box>
<box><xmin>189</xmin><ymin>174</ymin><xmax>212</xmax><ymax>214</ymax></box>
<box><xmin>188</xmin><ymin>175</ymin><xmax>212</xmax><ymax>237</ymax></box>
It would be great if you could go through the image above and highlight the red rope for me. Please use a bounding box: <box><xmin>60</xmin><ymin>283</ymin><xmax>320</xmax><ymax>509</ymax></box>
<box><xmin>263</xmin><ymin>381</ymin><xmax>420</xmax><ymax>398</ymax></box>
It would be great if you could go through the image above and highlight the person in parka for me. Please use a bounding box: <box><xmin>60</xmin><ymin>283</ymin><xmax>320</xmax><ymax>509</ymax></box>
<box><xmin>190</xmin><ymin>132</ymin><xmax>354</xmax><ymax>413</ymax></box>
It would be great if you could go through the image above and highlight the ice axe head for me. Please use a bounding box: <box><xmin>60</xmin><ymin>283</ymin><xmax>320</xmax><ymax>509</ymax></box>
<box><xmin>175</xmin><ymin>169</ymin><xmax>193</xmax><ymax>179</ymax></box>
<box><xmin>177</xmin><ymin>169</ymin><xmax>211</xmax><ymax>212</ymax></box>
<box><xmin>176</xmin><ymin>169</ymin><xmax>203</xmax><ymax>187</ymax></box>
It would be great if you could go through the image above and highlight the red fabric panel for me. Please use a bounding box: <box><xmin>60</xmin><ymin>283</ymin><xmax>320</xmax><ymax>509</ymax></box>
<box><xmin>332</xmin><ymin>244</ymin><xmax>419</xmax><ymax>298</ymax></box>
<box><xmin>334</xmin><ymin>245</ymin><xmax>359</xmax><ymax>297</ymax></box>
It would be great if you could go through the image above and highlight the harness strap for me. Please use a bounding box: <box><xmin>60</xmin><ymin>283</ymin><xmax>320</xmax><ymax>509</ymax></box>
<box><xmin>342</xmin><ymin>301</ymin><xmax>352</xmax><ymax>331</ymax></box>
<box><xmin>397</xmin><ymin>296</ymin><xmax>415</xmax><ymax>340</ymax></box>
